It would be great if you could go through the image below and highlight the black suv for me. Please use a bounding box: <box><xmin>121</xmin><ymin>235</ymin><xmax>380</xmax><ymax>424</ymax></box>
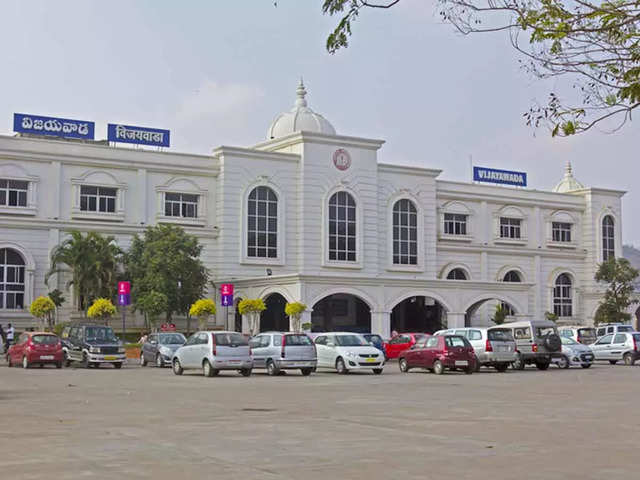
<box><xmin>62</xmin><ymin>323</ymin><xmax>126</xmax><ymax>368</ymax></box>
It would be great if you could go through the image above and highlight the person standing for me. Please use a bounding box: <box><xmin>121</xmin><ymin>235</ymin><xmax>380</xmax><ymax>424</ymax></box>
<box><xmin>0</xmin><ymin>325</ymin><xmax>5</xmax><ymax>354</ymax></box>
<box><xmin>6</xmin><ymin>323</ymin><xmax>14</xmax><ymax>351</ymax></box>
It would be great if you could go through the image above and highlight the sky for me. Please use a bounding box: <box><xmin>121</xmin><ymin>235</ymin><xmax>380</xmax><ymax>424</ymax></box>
<box><xmin>1</xmin><ymin>1</ymin><xmax>637</xmax><ymax>244</ymax></box>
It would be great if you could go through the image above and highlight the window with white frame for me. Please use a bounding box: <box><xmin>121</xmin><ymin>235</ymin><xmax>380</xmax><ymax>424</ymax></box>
<box><xmin>553</xmin><ymin>273</ymin><xmax>573</xmax><ymax>317</ymax></box>
<box><xmin>500</xmin><ymin>217</ymin><xmax>521</xmax><ymax>239</ymax></box>
<box><xmin>0</xmin><ymin>179</ymin><xmax>28</xmax><ymax>207</ymax></box>
<box><xmin>552</xmin><ymin>222</ymin><xmax>572</xmax><ymax>242</ymax></box>
<box><xmin>447</xmin><ymin>268</ymin><xmax>468</xmax><ymax>280</ymax></box>
<box><xmin>602</xmin><ymin>215</ymin><xmax>615</xmax><ymax>261</ymax></box>
<box><xmin>503</xmin><ymin>270</ymin><xmax>522</xmax><ymax>282</ymax></box>
<box><xmin>165</xmin><ymin>193</ymin><xmax>198</xmax><ymax>218</ymax></box>
<box><xmin>80</xmin><ymin>186</ymin><xmax>116</xmax><ymax>213</ymax></box>
<box><xmin>328</xmin><ymin>191</ymin><xmax>356</xmax><ymax>262</ymax></box>
<box><xmin>444</xmin><ymin>213</ymin><xmax>467</xmax><ymax>235</ymax></box>
<box><xmin>392</xmin><ymin>199</ymin><xmax>417</xmax><ymax>265</ymax></box>
<box><xmin>247</xmin><ymin>186</ymin><xmax>278</xmax><ymax>258</ymax></box>
<box><xmin>0</xmin><ymin>248</ymin><xmax>25</xmax><ymax>309</ymax></box>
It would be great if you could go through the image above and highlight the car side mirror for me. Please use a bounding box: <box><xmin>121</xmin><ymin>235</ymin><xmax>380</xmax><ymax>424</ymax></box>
<box><xmin>150</xmin><ymin>340</ymin><xmax>157</xmax><ymax>345</ymax></box>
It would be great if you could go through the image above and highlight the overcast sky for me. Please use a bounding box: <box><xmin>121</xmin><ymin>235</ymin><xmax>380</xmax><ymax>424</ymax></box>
<box><xmin>1</xmin><ymin>1</ymin><xmax>637</xmax><ymax>244</ymax></box>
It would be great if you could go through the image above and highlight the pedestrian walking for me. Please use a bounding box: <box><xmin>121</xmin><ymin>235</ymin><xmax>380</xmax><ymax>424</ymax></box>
<box><xmin>6</xmin><ymin>323</ymin><xmax>15</xmax><ymax>351</ymax></box>
<box><xmin>0</xmin><ymin>325</ymin><xmax>5</xmax><ymax>355</ymax></box>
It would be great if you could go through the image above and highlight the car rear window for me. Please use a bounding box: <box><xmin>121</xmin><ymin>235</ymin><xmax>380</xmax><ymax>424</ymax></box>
<box><xmin>488</xmin><ymin>329</ymin><xmax>514</xmax><ymax>341</ymax></box>
<box><xmin>31</xmin><ymin>334</ymin><xmax>58</xmax><ymax>345</ymax></box>
<box><xmin>578</xmin><ymin>328</ymin><xmax>596</xmax><ymax>341</ymax></box>
<box><xmin>445</xmin><ymin>336</ymin><xmax>469</xmax><ymax>348</ymax></box>
<box><xmin>285</xmin><ymin>334</ymin><xmax>312</xmax><ymax>346</ymax></box>
<box><xmin>214</xmin><ymin>333</ymin><xmax>248</xmax><ymax>346</ymax></box>
<box><xmin>535</xmin><ymin>327</ymin><xmax>556</xmax><ymax>337</ymax></box>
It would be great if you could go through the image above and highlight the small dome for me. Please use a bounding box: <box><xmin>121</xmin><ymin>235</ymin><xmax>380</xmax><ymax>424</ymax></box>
<box><xmin>553</xmin><ymin>161</ymin><xmax>585</xmax><ymax>193</ymax></box>
<box><xmin>267</xmin><ymin>79</ymin><xmax>336</xmax><ymax>139</ymax></box>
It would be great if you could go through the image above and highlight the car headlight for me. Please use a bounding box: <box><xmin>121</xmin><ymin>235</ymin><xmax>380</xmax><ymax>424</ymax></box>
<box><xmin>89</xmin><ymin>346</ymin><xmax>100</xmax><ymax>354</ymax></box>
<box><xmin>345</xmin><ymin>351</ymin><xmax>357</xmax><ymax>358</ymax></box>
<box><xmin>118</xmin><ymin>347</ymin><xmax>125</xmax><ymax>354</ymax></box>
<box><xmin>159</xmin><ymin>346</ymin><xmax>171</xmax><ymax>355</ymax></box>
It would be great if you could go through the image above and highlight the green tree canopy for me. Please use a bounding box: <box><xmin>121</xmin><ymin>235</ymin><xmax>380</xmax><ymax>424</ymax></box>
<box><xmin>137</xmin><ymin>290</ymin><xmax>168</xmax><ymax>330</ymax></box>
<box><xmin>126</xmin><ymin>224</ymin><xmax>208</xmax><ymax>321</ymax></box>
<box><xmin>594</xmin><ymin>257</ymin><xmax>639</xmax><ymax>324</ymax></box>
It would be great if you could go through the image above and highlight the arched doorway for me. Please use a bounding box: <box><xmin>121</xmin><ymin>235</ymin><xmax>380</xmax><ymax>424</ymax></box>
<box><xmin>260</xmin><ymin>293</ymin><xmax>288</xmax><ymax>332</ymax></box>
<box><xmin>465</xmin><ymin>298</ymin><xmax>517</xmax><ymax>327</ymax></box>
<box><xmin>390</xmin><ymin>296</ymin><xmax>446</xmax><ymax>334</ymax></box>
<box><xmin>311</xmin><ymin>294</ymin><xmax>371</xmax><ymax>333</ymax></box>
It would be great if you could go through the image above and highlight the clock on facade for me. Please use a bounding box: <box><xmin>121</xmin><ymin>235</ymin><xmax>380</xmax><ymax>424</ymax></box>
<box><xmin>333</xmin><ymin>148</ymin><xmax>351</xmax><ymax>171</ymax></box>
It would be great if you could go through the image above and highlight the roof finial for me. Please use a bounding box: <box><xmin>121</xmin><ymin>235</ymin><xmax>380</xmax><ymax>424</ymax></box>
<box><xmin>295</xmin><ymin>77</ymin><xmax>307</xmax><ymax>108</ymax></box>
<box><xmin>565</xmin><ymin>160</ymin><xmax>573</xmax><ymax>176</ymax></box>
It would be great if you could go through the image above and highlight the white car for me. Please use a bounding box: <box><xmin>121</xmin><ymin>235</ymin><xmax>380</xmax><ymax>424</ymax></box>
<box><xmin>314</xmin><ymin>332</ymin><xmax>384</xmax><ymax>374</ymax></box>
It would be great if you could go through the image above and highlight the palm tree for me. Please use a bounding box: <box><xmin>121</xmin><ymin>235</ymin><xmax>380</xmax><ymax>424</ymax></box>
<box><xmin>45</xmin><ymin>231</ymin><xmax>122</xmax><ymax>312</ymax></box>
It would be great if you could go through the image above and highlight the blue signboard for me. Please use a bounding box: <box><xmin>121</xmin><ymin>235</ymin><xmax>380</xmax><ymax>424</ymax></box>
<box><xmin>13</xmin><ymin>113</ymin><xmax>94</xmax><ymax>140</ymax></box>
<box><xmin>107</xmin><ymin>123</ymin><xmax>170</xmax><ymax>147</ymax></box>
<box><xmin>473</xmin><ymin>166</ymin><xmax>527</xmax><ymax>187</ymax></box>
<box><xmin>221</xmin><ymin>294</ymin><xmax>234</xmax><ymax>307</ymax></box>
<box><xmin>118</xmin><ymin>293</ymin><xmax>131</xmax><ymax>306</ymax></box>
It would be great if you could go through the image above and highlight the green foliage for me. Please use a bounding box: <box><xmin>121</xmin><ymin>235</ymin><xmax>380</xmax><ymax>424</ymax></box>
<box><xmin>87</xmin><ymin>298</ymin><xmax>117</xmax><ymax>320</ymax></box>
<box><xmin>46</xmin><ymin>231</ymin><xmax>122</xmax><ymax>311</ymax></box>
<box><xmin>125</xmin><ymin>224</ymin><xmax>208</xmax><ymax>321</ymax></box>
<box><xmin>544</xmin><ymin>311</ymin><xmax>559</xmax><ymax>321</ymax></box>
<box><xmin>238</xmin><ymin>298</ymin><xmax>266</xmax><ymax>315</ymax></box>
<box><xmin>594</xmin><ymin>257</ymin><xmax>639</xmax><ymax>325</ymax></box>
<box><xmin>30</xmin><ymin>296</ymin><xmax>56</xmax><ymax>327</ymax></box>
<box><xmin>137</xmin><ymin>291</ymin><xmax>168</xmax><ymax>328</ymax></box>
<box><xmin>302</xmin><ymin>322</ymin><xmax>313</xmax><ymax>331</ymax></box>
<box><xmin>285</xmin><ymin>302</ymin><xmax>307</xmax><ymax>317</ymax></box>
<box><xmin>48</xmin><ymin>289</ymin><xmax>65</xmax><ymax>308</ymax></box>
<box><xmin>53</xmin><ymin>321</ymin><xmax>71</xmax><ymax>337</ymax></box>
<box><xmin>492</xmin><ymin>303</ymin><xmax>507</xmax><ymax>325</ymax></box>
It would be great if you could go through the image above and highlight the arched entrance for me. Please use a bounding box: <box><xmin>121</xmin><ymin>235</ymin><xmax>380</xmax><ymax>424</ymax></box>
<box><xmin>311</xmin><ymin>294</ymin><xmax>371</xmax><ymax>333</ymax></box>
<box><xmin>260</xmin><ymin>293</ymin><xmax>288</xmax><ymax>332</ymax></box>
<box><xmin>390</xmin><ymin>296</ymin><xmax>446</xmax><ymax>334</ymax></box>
<box><xmin>465</xmin><ymin>298</ymin><xmax>518</xmax><ymax>327</ymax></box>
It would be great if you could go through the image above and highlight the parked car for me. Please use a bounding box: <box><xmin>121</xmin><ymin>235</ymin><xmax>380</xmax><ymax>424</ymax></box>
<box><xmin>362</xmin><ymin>333</ymin><xmax>386</xmax><ymax>357</ymax></box>
<box><xmin>140</xmin><ymin>332</ymin><xmax>186</xmax><ymax>367</ymax></box>
<box><xmin>554</xmin><ymin>336</ymin><xmax>594</xmax><ymax>369</ymax></box>
<box><xmin>398</xmin><ymin>335</ymin><xmax>477</xmax><ymax>374</ymax></box>
<box><xmin>434</xmin><ymin>327</ymin><xmax>517</xmax><ymax>372</ymax></box>
<box><xmin>7</xmin><ymin>332</ymin><xmax>63</xmax><ymax>369</ymax></box>
<box><xmin>595</xmin><ymin>323</ymin><xmax>634</xmax><ymax>338</ymax></box>
<box><xmin>249</xmin><ymin>332</ymin><xmax>317</xmax><ymax>376</ymax></box>
<box><xmin>590</xmin><ymin>332</ymin><xmax>640</xmax><ymax>365</ymax></box>
<box><xmin>384</xmin><ymin>332</ymin><xmax>429</xmax><ymax>359</ymax></box>
<box><xmin>314</xmin><ymin>332</ymin><xmax>384</xmax><ymax>374</ymax></box>
<box><xmin>64</xmin><ymin>324</ymin><xmax>126</xmax><ymax>368</ymax></box>
<box><xmin>500</xmin><ymin>320</ymin><xmax>562</xmax><ymax>370</ymax></box>
<box><xmin>172</xmin><ymin>331</ymin><xmax>253</xmax><ymax>377</ymax></box>
<box><xmin>558</xmin><ymin>326</ymin><xmax>597</xmax><ymax>345</ymax></box>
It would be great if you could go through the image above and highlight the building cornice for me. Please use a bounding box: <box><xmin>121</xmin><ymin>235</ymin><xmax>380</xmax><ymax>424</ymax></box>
<box><xmin>252</xmin><ymin>131</ymin><xmax>385</xmax><ymax>151</ymax></box>
<box><xmin>378</xmin><ymin>163</ymin><xmax>442</xmax><ymax>178</ymax></box>
<box><xmin>211</xmin><ymin>145</ymin><xmax>300</xmax><ymax>163</ymax></box>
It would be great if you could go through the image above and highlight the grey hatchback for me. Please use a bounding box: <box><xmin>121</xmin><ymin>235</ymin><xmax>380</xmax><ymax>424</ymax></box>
<box><xmin>249</xmin><ymin>332</ymin><xmax>317</xmax><ymax>376</ymax></box>
<box><xmin>140</xmin><ymin>332</ymin><xmax>186</xmax><ymax>367</ymax></box>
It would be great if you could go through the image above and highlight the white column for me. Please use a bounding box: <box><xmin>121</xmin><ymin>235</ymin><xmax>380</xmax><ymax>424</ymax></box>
<box><xmin>241</xmin><ymin>314</ymin><xmax>250</xmax><ymax>335</ymax></box>
<box><xmin>480</xmin><ymin>251</ymin><xmax>488</xmax><ymax>281</ymax></box>
<box><xmin>371</xmin><ymin>311</ymin><xmax>391</xmax><ymax>338</ymax></box>
<box><xmin>137</xmin><ymin>168</ymin><xmax>147</xmax><ymax>224</ymax></box>
<box><xmin>447</xmin><ymin>311</ymin><xmax>466</xmax><ymax>329</ymax></box>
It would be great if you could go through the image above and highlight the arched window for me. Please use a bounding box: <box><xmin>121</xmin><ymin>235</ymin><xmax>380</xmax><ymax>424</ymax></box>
<box><xmin>602</xmin><ymin>215</ymin><xmax>615</xmax><ymax>261</ymax></box>
<box><xmin>503</xmin><ymin>270</ymin><xmax>522</xmax><ymax>282</ymax></box>
<box><xmin>0</xmin><ymin>248</ymin><xmax>25</xmax><ymax>309</ymax></box>
<box><xmin>247</xmin><ymin>186</ymin><xmax>278</xmax><ymax>258</ymax></box>
<box><xmin>328</xmin><ymin>191</ymin><xmax>356</xmax><ymax>262</ymax></box>
<box><xmin>553</xmin><ymin>273</ymin><xmax>573</xmax><ymax>317</ymax></box>
<box><xmin>392</xmin><ymin>199</ymin><xmax>417</xmax><ymax>265</ymax></box>
<box><xmin>447</xmin><ymin>268</ymin><xmax>468</xmax><ymax>280</ymax></box>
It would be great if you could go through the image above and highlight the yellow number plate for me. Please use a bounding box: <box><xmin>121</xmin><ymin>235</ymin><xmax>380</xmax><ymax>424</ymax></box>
<box><xmin>366</xmin><ymin>358</ymin><xmax>377</xmax><ymax>363</ymax></box>
<box><xmin>104</xmin><ymin>356</ymin><xmax>117</xmax><ymax>361</ymax></box>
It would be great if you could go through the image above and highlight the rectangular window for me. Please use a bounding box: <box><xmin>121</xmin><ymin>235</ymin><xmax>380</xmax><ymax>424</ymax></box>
<box><xmin>0</xmin><ymin>179</ymin><xmax>28</xmax><ymax>207</ymax></box>
<box><xmin>500</xmin><ymin>217</ymin><xmax>521</xmax><ymax>239</ymax></box>
<box><xmin>443</xmin><ymin>213</ymin><xmax>467</xmax><ymax>235</ymax></box>
<box><xmin>80</xmin><ymin>186</ymin><xmax>117</xmax><ymax>213</ymax></box>
<box><xmin>552</xmin><ymin>222</ymin><xmax>572</xmax><ymax>242</ymax></box>
<box><xmin>164</xmin><ymin>192</ymin><xmax>199</xmax><ymax>218</ymax></box>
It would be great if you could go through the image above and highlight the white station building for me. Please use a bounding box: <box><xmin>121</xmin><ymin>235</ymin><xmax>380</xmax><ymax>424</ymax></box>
<box><xmin>0</xmin><ymin>81</ymin><xmax>627</xmax><ymax>336</ymax></box>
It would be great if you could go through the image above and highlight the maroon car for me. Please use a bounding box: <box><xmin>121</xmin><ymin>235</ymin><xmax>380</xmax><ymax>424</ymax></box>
<box><xmin>398</xmin><ymin>334</ymin><xmax>477</xmax><ymax>374</ymax></box>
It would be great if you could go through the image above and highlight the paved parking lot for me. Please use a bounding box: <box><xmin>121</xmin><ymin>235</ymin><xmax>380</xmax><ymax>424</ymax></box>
<box><xmin>1</xmin><ymin>360</ymin><xmax>639</xmax><ymax>480</ymax></box>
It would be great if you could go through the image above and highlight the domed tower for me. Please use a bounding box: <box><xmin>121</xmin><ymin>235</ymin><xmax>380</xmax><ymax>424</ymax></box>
<box><xmin>267</xmin><ymin>79</ymin><xmax>336</xmax><ymax>139</ymax></box>
<box><xmin>553</xmin><ymin>161</ymin><xmax>585</xmax><ymax>193</ymax></box>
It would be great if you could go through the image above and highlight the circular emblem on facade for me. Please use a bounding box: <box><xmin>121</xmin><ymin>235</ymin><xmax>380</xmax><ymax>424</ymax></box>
<box><xmin>333</xmin><ymin>148</ymin><xmax>351</xmax><ymax>171</ymax></box>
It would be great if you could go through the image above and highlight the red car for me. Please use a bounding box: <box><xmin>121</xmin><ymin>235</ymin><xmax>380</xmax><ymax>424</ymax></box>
<box><xmin>7</xmin><ymin>332</ymin><xmax>63</xmax><ymax>369</ymax></box>
<box><xmin>398</xmin><ymin>334</ymin><xmax>477</xmax><ymax>374</ymax></box>
<box><xmin>384</xmin><ymin>332</ymin><xmax>429</xmax><ymax>359</ymax></box>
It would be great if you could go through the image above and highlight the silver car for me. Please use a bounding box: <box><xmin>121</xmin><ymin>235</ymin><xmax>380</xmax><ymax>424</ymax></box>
<box><xmin>554</xmin><ymin>336</ymin><xmax>594</xmax><ymax>369</ymax></box>
<box><xmin>172</xmin><ymin>331</ymin><xmax>253</xmax><ymax>377</ymax></box>
<box><xmin>590</xmin><ymin>332</ymin><xmax>640</xmax><ymax>365</ymax></box>
<box><xmin>140</xmin><ymin>332</ymin><xmax>186</xmax><ymax>367</ymax></box>
<box><xmin>249</xmin><ymin>332</ymin><xmax>317</xmax><ymax>376</ymax></box>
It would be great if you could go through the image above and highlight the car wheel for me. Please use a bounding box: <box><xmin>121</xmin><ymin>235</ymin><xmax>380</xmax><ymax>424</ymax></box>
<box><xmin>300</xmin><ymin>368</ymin><xmax>313</xmax><ymax>376</ymax></box>
<box><xmin>433</xmin><ymin>360</ymin><xmax>444</xmax><ymax>375</ymax></box>
<box><xmin>398</xmin><ymin>358</ymin><xmax>409</xmax><ymax>373</ymax></box>
<box><xmin>495</xmin><ymin>363</ymin><xmax>509</xmax><ymax>373</ymax></box>
<box><xmin>156</xmin><ymin>354</ymin><xmax>164</xmax><ymax>368</ymax></box>
<box><xmin>556</xmin><ymin>355</ymin><xmax>570</xmax><ymax>369</ymax></box>
<box><xmin>623</xmin><ymin>353</ymin><xmax>635</xmax><ymax>366</ymax></box>
<box><xmin>22</xmin><ymin>356</ymin><xmax>29</xmax><ymax>369</ymax></box>
<box><xmin>56</xmin><ymin>362</ymin><xmax>62</xmax><ymax>369</ymax></box>
<box><xmin>335</xmin><ymin>357</ymin><xmax>348</xmax><ymax>374</ymax></box>
<box><xmin>113</xmin><ymin>362</ymin><xmax>122</xmax><ymax>369</ymax></box>
<box><xmin>535</xmin><ymin>361</ymin><xmax>550</xmax><ymax>371</ymax></box>
<box><xmin>512</xmin><ymin>353</ymin><xmax>525</xmax><ymax>370</ymax></box>
<box><xmin>372</xmin><ymin>368</ymin><xmax>383</xmax><ymax>375</ymax></box>
<box><xmin>609</xmin><ymin>360</ymin><xmax>618</xmax><ymax>365</ymax></box>
<box><xmin>240</xmin><ymin>368</ymin><xmax>252</xmax><ymax>377</ymax></box>
<box><xmin>140</xmin><ymin>353</ymin><xmax>147</xmax><ymax>367</ymax></box>
<box><xmin>465</xmin><ymin>367</ymin><xmax>473</xmax><ymax>374</ymax></box>
<box><xmin>203</xmin><ymin>359</ymin><xmax>214</xmax><ymax>377</ymax></box>
<box><xmin>266</xmin><ymin>360</ymin><xmax>279</xmax><ymax>376</ymax></box>
<box><xmin>39</xmin><ymin>363</ymin><xmax>44</xmax><ymax>368</ymax></box>
<box><xmin>172</xmin><ymin>359</ymin><xmax>183</xmax><ymax>375</ymax></box>
<box><xmin>581</xmin><ymin>363</ymin><xmax>592</xmax><ymax>369</ymax></box>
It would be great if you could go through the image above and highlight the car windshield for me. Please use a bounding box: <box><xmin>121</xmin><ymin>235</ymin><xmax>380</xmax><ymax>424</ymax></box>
<box><xmin>536</xmin><ymin>327</ymin><xmax>556</xmax><ymax>337</ymax></box>
<box><xmin>85</xmin><ymin>327</ymin><xmax>117</xmax><ymax>342</ymax></box>
<box><xmin>214</xmin><ymin>333</ymin><xmax>248</xmax><ymax>346</ymax></box>
<box><xmin>617</xmin><ymin>326</ymin><xmax>633</xmax><ymax>332</ymax></box>
<box><xmin>335</xmin><ymin>334</ymin><xmax>368</xmax><ymax>347</ymax></box>
<box><xmin>31</xmin><ymin>334</ymin><xmax>58</xmax><ymax>345</ymax></box>
<box><xmin>285</xmin><ymin>334</ymin><xmax>312</xmax><ymax>346</ymax></box>
<box><xmin>561</xmin><ymin>337</ymin><xmax>578</xmax><ymax>345</ymax></box>
<box><xmin>488</xmin><ymin>329</ymin><xmax>514</xmax><ymax>341</ymax></box>
<box><xmin>578</xmin><ymin>328</ymin><xmax>596</xmax><ymax>340</ymax></box>
<box><xmin>159</xmin><ymin>333</ymin><xmax>186</xmax><ymax>345</ymax></box>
